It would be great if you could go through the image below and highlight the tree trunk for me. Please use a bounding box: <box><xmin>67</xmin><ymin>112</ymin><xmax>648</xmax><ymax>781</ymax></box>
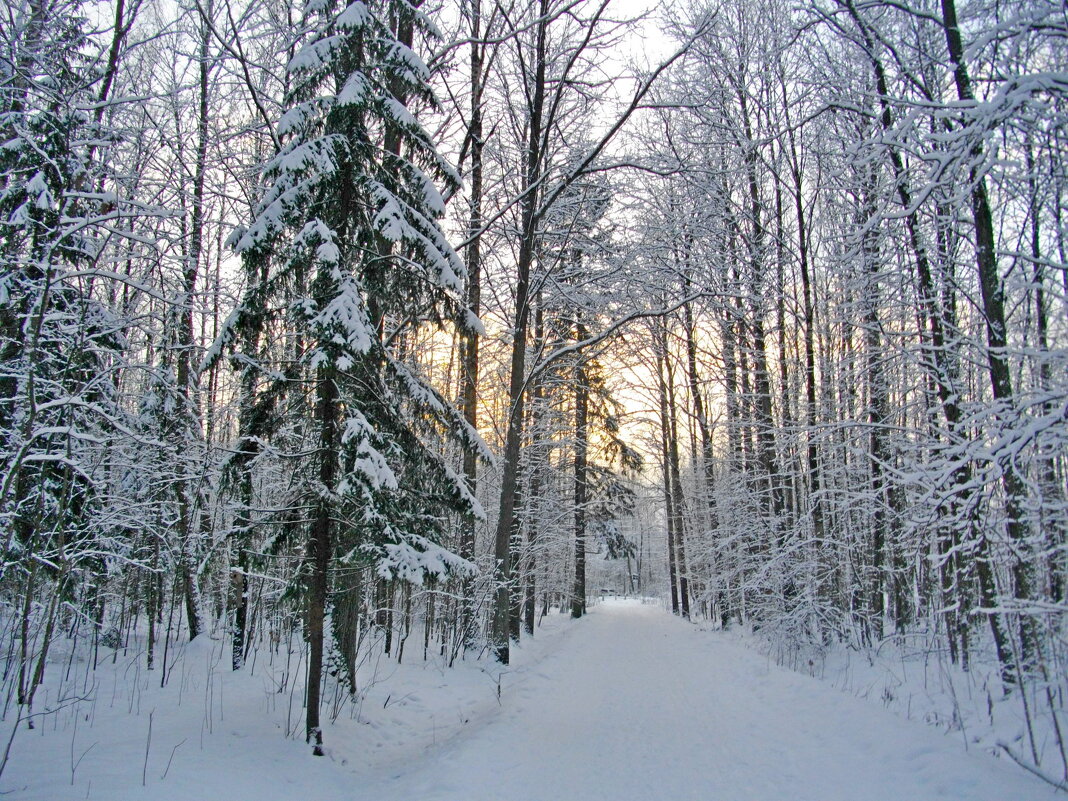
<box><xmin>490</xmin><ymin>0</ymin><xmax>547</xmax><ymax>664</ymax></box>
<box><xmin>571</xmin><ymin>323</ymin><xmax>590</xmax><ymax>619</ymax></box>
<box><xmin>306</xmin><ymin>367</ymin><xmax>337</xmax><ymax>755</ymax></box>
<box><xmin>663</xmin><ymin>331</ymin><xmax>691</xmax><ymax>620</ymax></box>
<box><xmin>655</xmin><ymin>321</ymin><xmax>681</xmax><ymax>615</ymax></box>
<box><xmin>458</xmin><ymin>0</ymin><xmax>484</xmax><ymax>651</ymax></box>
<box><xmin>843</xmin><ymin>0</ymin><xmax>1014</xmax><ymax>681</ymax></box>
<box><xmin>175</xmin><ymin>0</ymin><xmax>213</xmax><ymax>642</ymax></box>
<box><xmin>521</xmin><ymin>296</ymin><xmax>545</xmax><ymax>635</ymax></box>
<box><xmin>940</xmin><ymin>0</ymin><xmax>1035</xmax><ymax>675</ymax></box>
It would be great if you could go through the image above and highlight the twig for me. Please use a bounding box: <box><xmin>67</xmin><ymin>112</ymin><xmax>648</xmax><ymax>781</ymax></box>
<box><xmin>71</xmin><ymin>742</ymin><xmax>96</xmax><ymax>786</ymax></box>
<box><xmin>160</xmin><ymin>738</ymin><xmax>186</xmax><ymax>780</ymax></box>
<box><xmin>142</xmin><ymin>709</ymin><xmax>153</xmax><ymax>787</ymax></box>
<box><xmin>0</xmin><ymin>706</ymin><xmax>23</xmax><ymax>781</ymax></box>
<box><xmin>997</xmin><ymin>742</ymin><xmax>1068</xmax><ymax>793</ymax></box>
<box><xmin>69</xmin><ymin>714</ymin><xmax>96</xmax><ymax>786</ymax></box>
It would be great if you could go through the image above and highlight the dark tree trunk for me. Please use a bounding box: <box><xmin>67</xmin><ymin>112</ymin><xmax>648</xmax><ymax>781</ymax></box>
<box><xmin>175</xmin><ymin>0</ymin><xmax>213</xmax><ymax>643</ymax></box>
<box><xmin>523</xmin><ymin>298</ymin><xmax>545</xmax><ymax>636</ymax></box>
<box><xmin>655</xmin><ymin>321</ymin><xmax>680</xmax><ymax>615</ymax></box>
<box><xmin>940</xmin><ymin>0</ymin><xmax>1036</xmax><ymax>675</ymax></box>
<box><xmin>664</xmin><ymin>334</ymin><xmax>690</xmax><ymax>620</ymax></box>
<box><xmin>458</xmin><ymin>0</ymin><xmax>484</xmax><ymax>650</ymax></box>
<box><xmin>571</xmin><ymin>327</ymin><xmax>590</xmax><ymax>619</ymax></box>
<box><xmin>843</xmin><ymin>0</ymin><xmax>1015</xmax><ymax>682</ymax></box>
<box><xmin>306</xmin><ymin>367</ymin><xmax>337</xmax><ymax>755</ymax></box>
<box><xmin>491</xmin><ymin>0</ymin><xmax>547</xmax><ymax>664</ymax></box>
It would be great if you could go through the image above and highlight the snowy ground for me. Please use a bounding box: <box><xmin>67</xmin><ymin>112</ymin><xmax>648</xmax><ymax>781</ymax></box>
<box><xmin>752</xmin><ymin>618</ymin><xmax>1065</xmax><ymax>782</ymax></box>
<box><xmin>361</xmin><ymin>599</ymin><xmax>1053</xmax><ymax>800</ymax></box>
<box><xmin>2</xmin><ymin>599</ymin><xmax>1054</xmax><ymax>800</ymax></box>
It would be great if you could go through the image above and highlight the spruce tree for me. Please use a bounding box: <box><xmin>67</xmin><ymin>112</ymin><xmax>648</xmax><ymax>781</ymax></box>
<box><xmin>217</xmin><ymin>0</ymin><xmax>487</xmax><ymax>754</ymax></box>
<box><xmin>0</xmin><ymin>0</ymin><xmax>126</xmax><ymax>717</ymax></box>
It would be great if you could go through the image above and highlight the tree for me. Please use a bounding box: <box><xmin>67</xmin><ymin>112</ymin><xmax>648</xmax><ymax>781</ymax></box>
<box><xmin>0</xmin><ymin>0</ymin><xmax>139</xmax><ymax>727</ymax></box>
<box><xmin>218</xmin><ymin>0</ymin><xmax>486</xmax><ymax>753</ymax></box>
<box><xmin>488</xmin><ymin>0</ymin><xmax>689</xmax><ymax>663</ymax></box>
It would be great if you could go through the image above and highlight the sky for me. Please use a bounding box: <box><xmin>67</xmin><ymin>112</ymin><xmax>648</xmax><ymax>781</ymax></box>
<box><xmin>606</xmin><ymin>0</ymin><xmax>679</xmax><ymax>72</ymax></box>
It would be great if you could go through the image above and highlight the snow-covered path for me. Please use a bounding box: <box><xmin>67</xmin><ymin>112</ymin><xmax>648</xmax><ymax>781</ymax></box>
<box><xmin>361</xmin><ymin>599</ymin><xmax>1050</xmax><ymax>801</ymax></box>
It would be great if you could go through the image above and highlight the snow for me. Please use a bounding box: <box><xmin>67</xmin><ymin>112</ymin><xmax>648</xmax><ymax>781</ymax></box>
<box><xmin>8</xmin><ymin>200</ymin><xmax>31</xmax><ymax>225</ymax></box>
<box><xmin>294</xmin><ymin>218</ymin><xmax>340</xmax><ymax>264</ymax></box>
<box><xmin>336</xmin><ymin>71</ymin><xmax>370</xmax><ymax>107</ymax></box>
<box><xmin>386</xmin><ymin>41</ymin><xmax>431</xmax><ymax>85</ymax></box>
<box><xmin>387</xmin><ymin>360</ymin><xmax>495</xmax><ymax>464</ymax></box>
<box><xmin>340</xmin><ymin>410</ymin><xmax>398</xmax><ymax>491</ymax></box>
<box><xmin>415</xmin><ymin>166</ymin><xmax>446</xmax><ymax>216</ymax></box>
<box><xmin>316</xmin><ymin>241</ymin><xmax>340</xmax><ymax>263</ymax></box>
<box><xmin>309</xmin><ymin>274</ymin><xmax>375</xmax><ymax>356</ymax></box>
<box><xmin>377</xmin><ymin>535</ymin><xmax>475</xmax><ymax>584</ymax></box>
<box><xmin>383</xmin><ymin>96</ymin><xmax>419</xmax><ymax>132</ymax></box>
<box><xmin>761</xmin><ymin>621</ymin><xmax>1068</xmax><ymax>783</ymax></box>
<box><xmin>27</xmin><ymin>170</ymin><xmax>53</xmax><ymax>209</ymax></box>
<box><xmin>287</xmin><ymin>35</ymin><xmax>345</xmax><ymax>75</ymax></box>
<box><xmin>437</xmin><ymin>456</ymin><xmax>486</xmax><ymax>520</ymax></box>
<box><xmin>336</xmin><ymin>1</ymin><xmax>369</xmax><ymax>30</ymax></box>
<box><xmin>1</xmin><ymin>601</ymin><xmax>1052</xmax><ymax>801</ymax></box>
<box><xmin>360</xmin><ymin>600</ymin><xmax>1054</xmax><ymax>801</ymax></box>
<box><xmin>199</xmin><ymin>305</ymin><xmax>243</xmax><ymax>371</ymax></box>
<box><xmin>273</xmin><ymin>138</ymin><xmax>338</xmax><ymax>176</ymax></box>
<box><xmin>276</xmin><ymin>99</ymin><xmax>332</xmax><ymax>136</ymax></box>
<box><xmin>372</xmin><ymin>192</ymin><xmax>404</xmax><ymax>241</ymax></box>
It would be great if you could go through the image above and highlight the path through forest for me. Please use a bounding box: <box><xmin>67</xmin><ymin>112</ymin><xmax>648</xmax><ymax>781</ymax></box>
<box><xmin>360</xmin><ymin>599</ymin><xmax>1049</xmax><ymax>801</ymax></box>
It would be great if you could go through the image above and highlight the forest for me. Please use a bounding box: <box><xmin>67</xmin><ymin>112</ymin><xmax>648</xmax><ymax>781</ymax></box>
<box><xmin>1</xmin><ymin>0</ymin><xmax>1066</xmax><ymax>792</ymax></box>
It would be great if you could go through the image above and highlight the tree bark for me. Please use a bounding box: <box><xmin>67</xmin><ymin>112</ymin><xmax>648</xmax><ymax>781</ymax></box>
<box><xmin>458</xmin><ymin>0</ymin><xmax>484</xmax><ymax>650</ymax></box>
<box><xmin>490</xmin><ymin>0</ymin><xmax>547</xmax><ymax>664</ymax></box>
<box><xmin>940</xmin><ymin>0</ymin><xmax>1036</xmax><ymax>674</ymax></box>
<box><xmin>571</xmin><ymin>320</ymin><xmax>590</xmax><ymax>619</ymax></box>
<box><xmin>306</xmin><ymin>367</ymin><xmax>337</xmax><ymax>755</ymax></box>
